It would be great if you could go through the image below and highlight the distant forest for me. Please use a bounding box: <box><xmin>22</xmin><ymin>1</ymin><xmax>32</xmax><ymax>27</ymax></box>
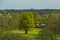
<box><xmin>0</xmin><ymin>9</ymin><xmax>60</xmax><ymax>14</ymax></box>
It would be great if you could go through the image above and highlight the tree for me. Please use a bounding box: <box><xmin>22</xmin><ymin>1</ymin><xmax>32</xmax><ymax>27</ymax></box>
<box><xmin>7</xmin><ymin>13</ymin><xmax>19</xmax><ymax>30</ymax></box>
<box><xmin>37</xmin><ymin>28</ymin><xmax>54</xmax><ymax>40</ymax></box>
<box><xmin>46</xmin><ymin>13</ymin><xmax>60</xmax><ymax>35</ymax></box>
<box><xmin>33</xmin><ymin>13</ymin><xmax>41</xmax><ymax>27</ymax></box>
<box><xmin>0</xmin><ymin>14</ymin><xmax>4</xmax><ymax>36</ymax></box>
<box><xmin>19</xmin><ymin>12</ymin><xmax>35</xmax><ymax>34</ymax></box>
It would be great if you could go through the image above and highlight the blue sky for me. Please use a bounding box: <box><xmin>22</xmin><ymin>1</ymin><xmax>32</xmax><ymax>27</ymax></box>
<box><xmin>0</xmin><ymin>0</ymin><xmax>60</xmax><ymax>9</ymax></box>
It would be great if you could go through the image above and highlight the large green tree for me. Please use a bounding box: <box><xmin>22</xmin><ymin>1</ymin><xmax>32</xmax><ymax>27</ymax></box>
<box><xmin>19</xmin><ymin>12</ymin><xmax>35</xmax><ymax>34</ymax></box>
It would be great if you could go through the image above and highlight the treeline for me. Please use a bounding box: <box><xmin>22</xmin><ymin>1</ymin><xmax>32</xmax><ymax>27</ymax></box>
<box><xmin>0</xmin><ymin>9</ymin><xmax>60</xmax><ymax>14</ymax></box>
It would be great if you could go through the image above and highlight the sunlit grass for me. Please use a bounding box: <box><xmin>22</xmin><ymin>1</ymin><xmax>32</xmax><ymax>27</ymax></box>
<box><xmin>4</xmin><ymin>28</ymin><xmax>41</xmax><ymax>34</ymax></box>
<box><xmin>57</xmin><ymin>37</ymin><xmax>60</xmax><ymax>40</ymax></box>
<box><xmin>2</xmin><ymin>28</ymin><xmax>58</xmax><ymax>40</ymax></box>
<box><xmin>3</xmin><ymin>28</ymin><xmax>41</xmax><ymax>38</ymax></box>
<box><xmin>56</xmin><ymin>35</ymin><xmax>60</xmax><ymax>40</ymax></box>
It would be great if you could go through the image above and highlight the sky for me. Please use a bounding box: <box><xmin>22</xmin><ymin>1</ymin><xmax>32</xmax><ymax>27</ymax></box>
<box><xmin>0</xmin><ymin>0</ymin><xmax>60</xmax><ymax>9</ymax></box>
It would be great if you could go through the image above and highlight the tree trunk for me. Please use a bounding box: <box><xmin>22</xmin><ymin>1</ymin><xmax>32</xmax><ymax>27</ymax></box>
<box><xmin>25</xmin><ymin>28</ymin><xmax>28</xmax><ymax>34</ymax></box>
<box><xmin>25</xmin><ymin>30</ymin><xmax>28</xmax><ymax>34</ymax></box>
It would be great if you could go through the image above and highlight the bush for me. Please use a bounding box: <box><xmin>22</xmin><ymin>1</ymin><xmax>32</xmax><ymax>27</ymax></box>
<box><xmin>0</xmin><ymin>33</ymin><xmax>27</xmax><ymax>40</ymax></box>
<box><xmin>36</xmin><ymin>28</ymin><xmax>55</xmax><ymax>40</ymax></box>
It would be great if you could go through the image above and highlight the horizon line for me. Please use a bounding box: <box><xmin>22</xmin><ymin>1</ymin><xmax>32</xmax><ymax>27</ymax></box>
<box><xmin>0</xmin><ymin>8</ymin><xmax>60</xmax><ymax>10</ymax></box>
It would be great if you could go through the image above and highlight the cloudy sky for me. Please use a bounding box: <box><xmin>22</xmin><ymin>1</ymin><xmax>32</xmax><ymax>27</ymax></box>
<box><xmin>0</xmin><ymin>0</ymin><xmax>60</xmax><ymax>9</ymax></box>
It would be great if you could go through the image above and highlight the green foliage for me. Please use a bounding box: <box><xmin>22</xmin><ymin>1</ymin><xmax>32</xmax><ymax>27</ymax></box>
<box><xmin>0</xmin><ymin>33</ymin><xmax>27</xmax><ymax>40</ymax></box>
<box><xmin>0</xmin><ymin>11</ymin><xmax>60</xmax><ymax>40</ymax></box>
<box><xmin>18</xmin><ymin>12</ymin><xmax>36</xmax><ymax>33</ymax></box>
<box><xmin>33</xmin><ymin>13</ymin><xmax>41</xmax><ymax>27</ymax></box>
<box><xmin>33</xmin><ymin>12</ymin><xmax>40</xmax><ymax>21</ymax></box>
<box><xmin>36</xmin><ymin>28</ymin><xmax>55</xmax><ymax>40</ymax></box>
<box><xmin>7</xmin><ymin>13</ymin><xmax>19</xmax><ymax>30</ymax></box>
<box><xmin>46</xmin><ymin>13</ymin><xmax>60</xmax><ymax>34</ymax></box>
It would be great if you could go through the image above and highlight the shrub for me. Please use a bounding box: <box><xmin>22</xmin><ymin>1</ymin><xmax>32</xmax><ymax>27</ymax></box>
<box><xmin>1</xmin><ymin>33</ymin><xmax>27</xmax><ymax>40</ymax></box>
<box><xmin>36</xmin><ymin>28</ymin><xmax>55</xmax><ymax>40</ymax></box>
